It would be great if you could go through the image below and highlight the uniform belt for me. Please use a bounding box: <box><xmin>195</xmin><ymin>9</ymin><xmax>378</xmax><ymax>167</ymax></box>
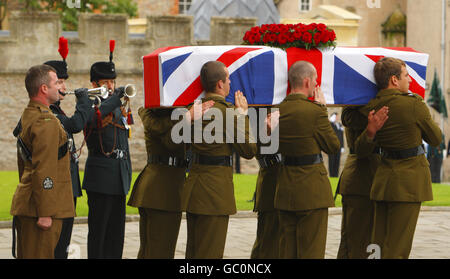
<box><xmin>147</xmin><ymin>154</ymin><xmax>187</xmax><ymax>168</ymax></box>
<box><xmin>257</xmin><ymin>154</ymin><xmax>282</xmax><ymax>169</ymax></box>
<box><xmin>282</xmin><ymin>154</ymin><xmax>323</xmax><ymax>166</ymax></box>
<box><xmin>89</xmin><ymin>149</ymin><xmax>128</xmax><ymax>160</ymax></box>
<box><xmin>349</xmin><ymin>147</ymin><xmax>381</xmax><ymax>155</ymax></box>
<box><xmin>380</xmin><ymin>145</ymin><xmax>425</xmax><ymax>160</ymax></box>
<box><xmin>192</xmin><ymin>153</ymin><xmax>233</xmax><ymax>167</ymax></box>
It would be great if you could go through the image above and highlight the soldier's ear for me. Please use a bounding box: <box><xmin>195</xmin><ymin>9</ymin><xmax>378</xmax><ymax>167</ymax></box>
<box><xmin>390</xmin><ymin>75</ymin><xmax>399</xmax><ymax>87</ymax></box>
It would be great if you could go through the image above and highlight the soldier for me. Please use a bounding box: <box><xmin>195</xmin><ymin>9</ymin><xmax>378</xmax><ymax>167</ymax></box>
<box><xmin>127</xmin><ymin>101</ymin><xmax>213</xmax><ymax>259</ymax></box>
<box><xmin>275</xmin><ymin>61</ymin><xmax>340</xmax><ymax>259</ymax></box>
<box><xmin>359</xmin><ymin>57</ymin><xmax>442</xmax><ymax>258</ymax></box>
<box><xmin>82</xmin><ymin>41</ymin><xmax>132</xmax><ymax>259</ymax></box>
<box><xmin>182</xmin><ymin>61</ymin><xmax>257</xmax><ymax>259</ymax></box>
<box><xmin>11</xmin><ymin>64</ymin><xmax>75</xmax><ymax>258</ymax></box>
<box><xmin>44</xmin><ymin>36</ymin><xmax>93</xmax><ymax>259</ymax></box>
<box><xmin>250</xmin><ymin>143</ymin><xmax>282</xmax><ymax>259</ymax></box>
<box><xmin>336</xmin><ymin>105</ymin><xmax>388</xmax><ymax>259</ymax></box>
<box><xmin>328</xmin><ymin>112</ymin><xmax>344</xmax><ymax>177</ymax></box>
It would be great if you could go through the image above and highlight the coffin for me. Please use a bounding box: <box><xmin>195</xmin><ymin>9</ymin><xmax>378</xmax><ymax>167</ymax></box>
<box><xmin>142</xmin><ymin>46</ymin><xmax>428</xmax><ymax>107</ymax></box>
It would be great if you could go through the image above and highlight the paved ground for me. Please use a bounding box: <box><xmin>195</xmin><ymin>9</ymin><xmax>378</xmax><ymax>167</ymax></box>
<box><xmin>1</xmin><ymin>207</ymin><xmax>450</xmax><ymax>259</ymax></box>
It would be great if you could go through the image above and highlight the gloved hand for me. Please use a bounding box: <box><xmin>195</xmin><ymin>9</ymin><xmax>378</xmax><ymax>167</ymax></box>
<box><xmin>114</xmin><ymin>86</ymin><xmax>125</xmax><ymax>98</ymax></box>
<box><xmin>74</xmin><ymin>88</ymin><xmax>89</xmax><ymax>99</ymax></box>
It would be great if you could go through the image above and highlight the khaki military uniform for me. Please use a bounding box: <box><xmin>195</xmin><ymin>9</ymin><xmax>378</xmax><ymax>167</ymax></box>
<box><xmin>182</xmin><ymin>94</ymin><xmax>257</xmax><ymax>259</ymax></box>
<box><xmin>251</xmin><ymin>152</ymin><xmax>282</xmax><ymax>259</ymax></box>
<box><xmin>359</xmin><ymin>89</ymin><xmax>442</xmax><ymax>259</ymax></box>
<box><xmin>11</xmin><ymin>100</ymin><xmax>74</xmax><ymax>259</ymax></box>
<box><xmin>336</xmin><ymin>107</ymin><xmax>380</xmax><ymax>259</ymax></box>
<box><xmin>128</xmin><ymin>108</ymin><xmax>186</xmax><ymax>258</ymax></box>
<box><xmin>276</xmin><ymin>94</ymin><xmax>340</xmax><ymax>259</ymax></box>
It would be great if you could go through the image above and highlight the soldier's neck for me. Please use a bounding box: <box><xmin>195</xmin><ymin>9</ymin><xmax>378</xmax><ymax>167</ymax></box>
<box><xmin>30</xmin><ymin>95</ymin><xmax>50</xmax><ymax>107</ymax></box>
<box><xmin>205</xmin><ymin>92</ymin><xmax>225</xmax><ymax>99</ymax></box>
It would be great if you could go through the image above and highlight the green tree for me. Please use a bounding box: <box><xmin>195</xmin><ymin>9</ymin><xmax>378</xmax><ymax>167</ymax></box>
<box><xmin>19</xmin><ymin>0</ymin><xmax>137</xmax><ymax>30</ymax></box>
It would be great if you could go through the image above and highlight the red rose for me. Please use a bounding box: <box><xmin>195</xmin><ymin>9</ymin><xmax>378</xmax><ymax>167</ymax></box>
<box><xmin>243</xmin><ymin>31</ymin><xmax>251</xmax><ymax>42</ymax></box>
<box><xmin>321</xmin><ymin>31</ymin><xmax>329</xmax><ymax>43</ymax></box>
<box><xmin>269</xmin><ymin>33</ymin><xmax>278</xmax><ymax>42</ymax></box>
<box><xmin>293</xmin><ymin>30</ymin><xmax>302</xmax><ymax>40</ymax></box>
<box><xmin>329</xmin><ymin>30</ymin><xmax>336</xmax><ymax>41</ymax></box>
<box><xmin>314</xmin><ymin>32</ymin><xmax>321</xmax><ymax>45</ymax></box>
<box><xmin>317</xmin><ymin>23</ymin><xmax>327</xmax><ymax>31</ymax></box>
<box><xmin>253</xmin><ymin>33</ymin><xmax>261</xmax><ymax>43</ymax></box>
<box><xmin>277</xmin><ymin>33</ymin><xmax>289</xmax><ymax>45</ymax></box>
<box><xmin>270</xmin><ymin>24</ymin><xmax>280</xmax><ymax>33</ymax></box>
<box><xmin>261</xmin><ymin>24</ymin><xmax>269</xmax><ymax>33</ymax></box>
<box><xmin>248</xmin><ymin>35</ymin><xmax>255</xmax><ymax>44</ymax></box>
<box><xmin>263</xmin><ymin>33</ymin><xmax>271</xmax><ymax>43</ymax></box>
<box><xmin>302</xmin><ymin>32</ymin><xmax>312</xmax><ymax>43</ymax></box>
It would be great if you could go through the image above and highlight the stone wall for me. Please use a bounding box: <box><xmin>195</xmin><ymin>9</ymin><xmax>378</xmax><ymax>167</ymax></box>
<box><xmin>0</xmin><ymin>11</ymin><xmax>257</xmax><ymax>171</ymax></box>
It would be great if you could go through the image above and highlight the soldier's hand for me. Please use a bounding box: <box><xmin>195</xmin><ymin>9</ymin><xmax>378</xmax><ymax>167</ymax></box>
<box><xmin>114</xmin><ymin>87</ymin><xmax>125</xmax><ymax>99</ymax></box>
<box><xmin>186</xmin><ymin>100</ymin><xmax>215</xmax><ymax>122</ymax></box>
<box><xmin>36</xmin><ymin>217</ymin><xmax>52</xmax><ymax>231</ymax></box>
<box><xmin>313</xmin><ymin>86</ymin><xmax>326</xmax><ymax>105</ymax></box>
<box><xmin>74</xmin><ymin>88</ymin><xmax>89</xmax><ymax>99</ymax></box>
<box><xmin>265</xmin><ymin>110</ymin><xmax>280</xmax><ymax>136</ymax></box>
<box><xmin>235</xmin><ymin>90</ymin><xmax>248</xmax><ymax>115</ymax></box>
<box><xmin>367</xmin><ymin>106</ymin><xmax>389</xmax><ymax>140</ymax></box>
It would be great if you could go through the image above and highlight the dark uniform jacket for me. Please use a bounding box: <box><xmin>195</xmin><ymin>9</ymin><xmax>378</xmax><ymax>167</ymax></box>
<box><xmin>275</xmin><ymin>94</ymin><xmax>340</xmax><ymax>211</ymax></box>
<box><xmin>128</xmin><ymin>108</ymin><xmax>186</xmax><ymax>211</ymax></box>
<box><xmin>338</xmin><ymin>107</ymin><xmax>380</xmax><ymax>197</ymax></box>
<box><xmin>50</xmin><ymin>96</ymin><xmax>92</xmax><ymax>198</ymax></box>
<box><xmin>11</xmin><ymin>101</ymin><xmax>74</xmax><ymax>219</ymax></box>
<box><xmin>358</xmin><ymin>89</ymin><xmax>442</xmax><ymax>202</ymax></box>
<box><xmin>82</xmin><ymin>94</ymin><xmax>132</xmax><ymax>196</ymax></box>
<box><xmin>182</xmin><ymin>94</ymin><xmax>257</xmax><ymax>215</ymax></box>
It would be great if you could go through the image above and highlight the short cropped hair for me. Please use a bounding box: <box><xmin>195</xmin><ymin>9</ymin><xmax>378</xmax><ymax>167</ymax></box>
<box><xmin>373</xmin><ymin>57</ymin><xmax>406</xmax><ymax>89</ymax></box>
<box><xmin>288</xmin><ymin>61</ymin><xmax>316</xmax><ymax>89</ymax></box>
<box><xmin>25</xmin><ymin>64</ymin><xmax>56</xmax><ymax>98</ymax></box>
<box><xmin>200</xmin><ymin>61</ymin><xmax>227</xmax><ymax>93</ymax></box>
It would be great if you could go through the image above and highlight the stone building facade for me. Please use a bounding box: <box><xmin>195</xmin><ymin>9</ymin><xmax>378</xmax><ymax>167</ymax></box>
<box><xmin>0</xmin><ymin>11</ymin><xmax>257</xmax><ymax>172</ymax></box>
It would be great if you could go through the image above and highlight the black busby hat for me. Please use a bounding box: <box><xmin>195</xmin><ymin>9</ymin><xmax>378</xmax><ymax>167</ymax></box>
<box><xmin>90</xmin><ymin>40</ymin><xmax>117</xmax><ymax>82</ymax></box>
<box><xmin>44</xmin><ymin>37</ymin><xmax>69</xmax><ymax>79</ymax></box>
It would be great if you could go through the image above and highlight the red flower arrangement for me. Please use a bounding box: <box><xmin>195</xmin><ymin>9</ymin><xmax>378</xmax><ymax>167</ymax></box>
<box><xmin>243</xmin><ymin>23</ymin><xmax>337</xmax><ymax>50</ymax></box>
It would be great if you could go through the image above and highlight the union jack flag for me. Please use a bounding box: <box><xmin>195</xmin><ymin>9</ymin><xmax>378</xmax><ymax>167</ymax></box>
<box><xmin>142</xmin><ymin>46</ymin><xmax>428</xmax><ymax>107</ymax></box>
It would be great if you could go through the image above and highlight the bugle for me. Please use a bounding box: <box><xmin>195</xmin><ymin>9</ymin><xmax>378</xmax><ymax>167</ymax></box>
<box><xmin>65</xmin><ymin>86</ymin><xmax>109</xmax><ymax>100</ymax></box>
<box><xmin>115</xmin><ymin>84</ymin><xmax>136</xmax><ymax>99</ymax></box>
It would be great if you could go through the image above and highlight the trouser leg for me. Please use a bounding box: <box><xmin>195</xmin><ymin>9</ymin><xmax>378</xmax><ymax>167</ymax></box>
<box><xmin>372</xmin><ymin>201</ymin><xmax>421</xmax><ymax>259</ymax></box>
<box><xmin>251</xmin><ymin>211</ymin><xmax>281</xmax><ymax>259</ymax></box>
<box><xmin>185</xmin><ymin>212</ymin><xmax>229</xmax><ymax>259</ymax></box>
<box><xmin>337</xmin><ymin>195</ymin><xmax>374</xmax><ymax>259</ymax></box>
<box><xmin>279</xmin><ymin>208</ymin><xmax>328</xmax><ymax>259</ymax></box>
<box><xmin>137</xmin><ymin>208</ymin><xmax>182</xmax><ymax>259</ymax></box>
<box><xmin>87</xmin><ymin>191</ymin><xmax>125</xmax><ymax>259</ymax></box>
<box><xmin>16</xmin><ymin>216</ymin><xmax>63</xmax><ymax>259</ymax></box>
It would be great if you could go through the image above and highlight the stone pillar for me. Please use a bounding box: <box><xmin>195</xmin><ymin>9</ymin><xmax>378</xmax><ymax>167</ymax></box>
<box><xmin>210</xmin><ymin>17</ymin><xmax>257</xmax><ymax>45</ymax></box>
<box><xmin>5</xmin><ymin>11</ymin><xmax>61</xmax><ymax>69</ymax></box>
<box><xmin>147</xmin><ymin>15</ymin><xmax>194</xmax><ymax>49</ymax></box>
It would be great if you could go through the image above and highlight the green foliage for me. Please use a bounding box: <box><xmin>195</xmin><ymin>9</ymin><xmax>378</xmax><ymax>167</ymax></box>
<box><xmin>18</xmin><ymin>0</ymin><xmax>137</xmax><ymax>30</ymax></box>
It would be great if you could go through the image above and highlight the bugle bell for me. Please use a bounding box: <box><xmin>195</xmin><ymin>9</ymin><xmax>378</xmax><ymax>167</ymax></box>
<box><xmin>113</xmin><ymin>84</ymin><xmax>136</xmax><ymax>99</ymax></box>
